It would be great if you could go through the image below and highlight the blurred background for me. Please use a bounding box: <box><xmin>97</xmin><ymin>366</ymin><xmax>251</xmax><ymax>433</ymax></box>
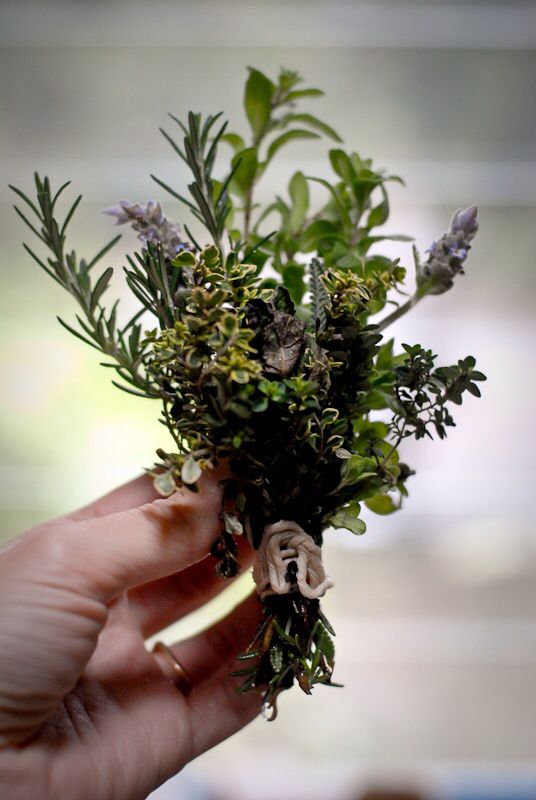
<box><xmin>1</xmin><ymin>1</ymin><xmax>536</xmax><ymax>798</ymax></box>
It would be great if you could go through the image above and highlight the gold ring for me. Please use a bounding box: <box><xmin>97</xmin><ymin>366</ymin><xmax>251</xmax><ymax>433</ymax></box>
<box><xmin>152</xmin><ymin>641</ymin><xmax>193</xmax><ymax>694</ymax></box>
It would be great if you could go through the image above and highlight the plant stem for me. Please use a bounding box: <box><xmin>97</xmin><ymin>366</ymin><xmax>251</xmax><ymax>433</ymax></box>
<box><xmin>243</xmin><ymin>189</ymin><xmax>253</xmax><ymax>242</ymax></box>
<box><xmin>376</xmin><ymin>290</ymin><xmax>425</xmax><ymax>332</ymax></box>
<box><xmin>243</xmin><ymin>90</ymin><xmax>284</xmax><ymax>243</ymax></box>
<box><xmin>378</xmin><ymin>424</ymin><xmax>406</xmax><ymax>470</ymax></box>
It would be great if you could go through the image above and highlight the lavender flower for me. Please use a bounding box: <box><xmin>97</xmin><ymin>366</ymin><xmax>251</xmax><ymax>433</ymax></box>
<box><xmin>451</xmin><ymin>205</ymin><xmax>478</xmax><ymax>236</ymax></box>
<box><xmin>103</xmin><ymin>200</ymin><xmax>191</xmax><ymax>259</ymax></box>
<box><xmin>418</xmin><ymin>205</ymin><xmax>478</xmax><ymax>295</ymax></box>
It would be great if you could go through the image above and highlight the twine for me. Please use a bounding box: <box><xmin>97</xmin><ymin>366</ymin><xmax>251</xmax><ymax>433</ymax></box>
<box><xmin>252</xmin><ymin>520</ymin><xmax>334</xmax><ymax>600</ymax></box>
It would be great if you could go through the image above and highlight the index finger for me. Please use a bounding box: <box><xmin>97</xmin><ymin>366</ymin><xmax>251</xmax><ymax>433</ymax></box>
<box><xmin>64</xmin><ymin>474</ymin><xmax>159</xmax><ymax>522</ymax></box>
<box><xmin>62</xmin><ymin>463</ymin><xmax>229</xmax><ymax>522</ymax></box>
<box><xmin>34</xmin><ymin>470</ymin><xmax>227</xmax><ymax>603</ymax></box>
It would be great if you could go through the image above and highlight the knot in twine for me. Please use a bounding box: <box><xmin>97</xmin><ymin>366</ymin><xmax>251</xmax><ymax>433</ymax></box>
<box><xmin>252</xmin><ymin>520</ymin><xmax>334</xmax><ymax>600</ymax></box>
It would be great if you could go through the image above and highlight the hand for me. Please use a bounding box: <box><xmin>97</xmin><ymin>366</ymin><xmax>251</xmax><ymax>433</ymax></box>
<box><xmin>0</xmin><ymin>472</ymin><xmax>262</xmax><ymax>800</ymax></box>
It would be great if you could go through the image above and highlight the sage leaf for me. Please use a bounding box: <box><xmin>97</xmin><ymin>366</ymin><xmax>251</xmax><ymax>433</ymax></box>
<box><xmin>244</xmin><ymin>68</ymin><xmax>274</xmax><ymax>139</ymax></box>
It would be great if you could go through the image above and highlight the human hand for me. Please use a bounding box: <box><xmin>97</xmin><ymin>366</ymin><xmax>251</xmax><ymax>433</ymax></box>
<box><xmin>0</xmin><ymin>472</ymin><xmax>261</xmax><ymax>800</ymax></box>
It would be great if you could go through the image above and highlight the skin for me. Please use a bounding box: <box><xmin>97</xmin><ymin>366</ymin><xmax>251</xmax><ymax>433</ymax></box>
<box><xmin>0</xmin><ymin>472</ymin><xmax>263</xmax><ymax>800</ymax></box>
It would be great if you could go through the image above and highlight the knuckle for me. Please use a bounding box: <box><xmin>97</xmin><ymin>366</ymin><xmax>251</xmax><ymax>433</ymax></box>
<box><xmin>138</xmin><ymin>491</ymin><xmax>220</xmax><ymax>542</ymax></box>
<box><xmin>6</xmin><ymin>525</ymin><xmax>77</xmax><ymax>585</ymax></box>
<box><xmin>37</xmin><ymin>526</ymin><xmax>75</xmax><ymax>570</ymax></box>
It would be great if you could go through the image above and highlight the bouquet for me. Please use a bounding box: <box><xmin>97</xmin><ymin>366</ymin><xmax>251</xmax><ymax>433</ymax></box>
<box><xmin>11</xmin><ymin>67</ymin><xmax>485</xmax><ymax>720</ymax></box>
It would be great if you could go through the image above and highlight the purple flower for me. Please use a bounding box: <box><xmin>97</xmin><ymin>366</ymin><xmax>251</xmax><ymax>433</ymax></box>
<box><xmin>448</xmin><ymin>246</ymin><xmax>468</xmax><ymax>260</ymax></box>
<box><xmin>450</xmin><ymin>205</ymin><xmax>478</xmax><ymax>237</ymax></box>
<box><xmin>103</xmin><ymin>200</ymin><xmax>191</xmax><ymax>258</ymax></box>
<box><xmin>417</xmin><ymin>205</ymin><xmax>479</xmax><ymax>295</ymax></box>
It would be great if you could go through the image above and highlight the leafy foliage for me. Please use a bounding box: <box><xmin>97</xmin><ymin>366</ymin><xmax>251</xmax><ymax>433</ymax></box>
<box><xmin>11</xmin><ymin>66</ymin><xmax>485</xmax><ymax>712</ymax></box>
<box><xmin>388</xmin><ymin>345</ymin><xmax>486</xmax><ymax>442</ymax></box>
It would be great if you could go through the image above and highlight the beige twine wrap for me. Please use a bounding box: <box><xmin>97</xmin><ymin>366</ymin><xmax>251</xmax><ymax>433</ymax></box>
<box><xmin>252</xmin><ymin>520</ymin><xmax>334</xmax><ymax>600</ymax></box>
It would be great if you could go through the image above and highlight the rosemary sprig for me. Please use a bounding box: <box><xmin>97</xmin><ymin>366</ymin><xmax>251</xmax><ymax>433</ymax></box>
<box><xmin>10</xmin><ymin>174</ymin><xmax>156</xmax><ymax>397</ymax></box>
<box><xmin>153</xmin><ymin>111</ymin><xmax>239</xmax><ymax>254</ymax></box>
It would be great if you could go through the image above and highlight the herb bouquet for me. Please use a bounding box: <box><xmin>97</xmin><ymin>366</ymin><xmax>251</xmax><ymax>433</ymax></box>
<box><xmin>11</xmin><ymin>67</ymin><xmax>485</xmax><ymax>719</ymax></box>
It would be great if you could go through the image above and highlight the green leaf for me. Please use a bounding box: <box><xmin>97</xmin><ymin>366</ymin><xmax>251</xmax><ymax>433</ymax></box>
<box><xmin>329</xmin><ymin>149</ymin><xmax>357</xmax><ymax>182</ymax></box>
<box><xmin>171</xmin><ymin>250</ymin><xmax>197</xmax><ymax>268</ymax></box>
<box><xmin>278</xmin><ymin>68</ymin><xmax>302</xmax><ymax>93</ymax></box>
<box><xmin>335</xmin><ymin>448</ymin><xmax>352</xmax><ymax>459</ymax></box>
<box><xmin>265</xmin><ymin>129</ymin><xmax>319</xmax><ymax>165</ymax></box>
<box><xmin>229</xmin><ymin>667</ymin><xmax>257</xmax><ymax>677</ymax></box>
<box><xmin>236</xmin><ymin>649</ymin><xmax>260</xmax><ymax>661</ymax></box>
<box><xmin>321</xmin><ymin>407</ymin><xmax>339</xmax><ymax>424</ymax></box>
<box><xmin>365</xmin><ymin>389</ymin><xmax>390</xmax><ymax>410</ymax></box>
<box><xmin>330</xmin><ymin>507</ymin><xmax>367</xmax><ymax>535</ymax></box>
<box><xmin>300</xmin><ymin>220</ymin><xmax>341</xmax><ymax>252</ymax></box>
<box><xmin>57</xmin><ymin>316</ymin><xmax>99</xmax><ymax>351</ymax></box>
<box><xmin>258</xmin><ymin>277</ymin><xmax>278</xmax><ymax>291</ymax></box>
<box><xmin>365</xmin><ymin>494</ymin><xmax>398</xmax><ymax>515</ymax></box>
<box><xmin>151</xmin><ymin>174</ymin><xmax>197</xmax><ymax>212</ymax></box>
<box><xmin>230</xmin><ymin>147</ymin><xmax>258</xmax><ymax>198</ymax></box>
<box><xmin>231</xmin><ymin>369</ymin><xmax>251</xmax><ymax>384</ymax></box>
<box><xmin>271</xmin><ymin>283</ymin><xmax>295</xmax><ymax>315</ymax></box>
<box><xmin>220</xmin><ymin>132</ymin><xmax>245</xmax><ymax>153</ymax></box>
<box><xmin>61</xmin><ymin>194</ymin><xmax>83</xmax><ymax>237</ymax></box>
<box><xmin>272</xmin><ymin>619</ymin><xmax>297</xmax><ymax>645</ymax></box>
<box><xmin>87</xmin><ymin>235</ymin><xmax>121</xmax><ymax>271</ymax></box>
<box><xmin>90</xmin><ymin>266</ymin><xmax>113</xmax><ymax>313</ymax></box>
<box><xmin>367</xmin><ymin>185</ymin><xmax>389</xmax><ymax>228</ymax></box>
<box><xmin>244</xmin><ymin>68</ymin><xmax>275</xmax><ymax>139</ymax></box>
<box><xmin>362</xmin><ymin>234</ymin><xmax>414</xmax><ymax>247</ymax></box>
<box><xmin>318</xmin><ymin>627</ymin><xmax>335</xmax><ymax>662</ymax></box>
<box><xmin>181</xmin><ymin>455</ymin><xmax>202</xmax><ymax>485</ymax></box>
<box><xmin>309</xmin><ymin>257</ymin><xmax>329</xmax><ymax>332</ymax></box>
<box><xmin>466</xmin><ymin>382</ymin><xmax>481</xmax><ymax>397</ymax></box>
<box><xmin>252</xmin><ymin>397</ymin><xmax>269</xmax><ymax>413</ymax></box>
<box><xmin>282</xmin><ymin>263</ymin><xmax>306</xmax><ymax>304</ymax></box>
<box><xmin>334</xmin><ymin>254</ymin><xmax>361</xmax><ymax>270</ymax></box>
<box><xmin>284</xmin><ymin>113</ymin><xmax>342</xmax><ymax>142</ymax></box>
<box><xmin>159</xmin><ymin>126</ymin><xmax>188</xmax><ymax>164</ymax></box>
<box><xmin>342</xmin><ymin>453</ymin><xmax>377</xmax><ymax>484</ymax></box>
<box><xmin>469</xmin><ymin>370</ymin><xmax>486</xmax><ymax>382</ymax></box>
<box><xmin>286</xmin><ymin>88</ymin><xmax>324</xmax><ymax>101</ymax></box>
<box><xmin>128</xmin><ymin>324</ymin><xmax>141</xmax><ymax>358</ymax></box>
<box><xmin>306</xmin><ymin>176</ymin><xmax>351</xmax><ymax>226</ymax></box>
<box><xmin>288</xmin><ymin>171</ymin><xmax>309</xmax><ymax>233</ymax></box>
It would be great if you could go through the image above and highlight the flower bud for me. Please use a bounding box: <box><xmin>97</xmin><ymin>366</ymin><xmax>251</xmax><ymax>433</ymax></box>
<box><xmin>450</xmin><ymin>205</ymin><xmax>478</xmax><ymax>238</ymax></box>
<box><xmin>417</xmin><ymin>205</ymin><xmax>479</xmax><ymax>296</ymax></box>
